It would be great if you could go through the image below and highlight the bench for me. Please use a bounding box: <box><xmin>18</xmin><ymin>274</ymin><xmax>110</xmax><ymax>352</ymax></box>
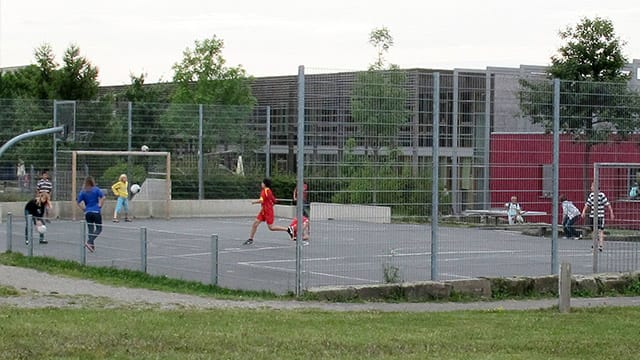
<box><xmin>462</xmin><ymin>209</ymin><xmax>547</xmax><ymax>226</ymax></box>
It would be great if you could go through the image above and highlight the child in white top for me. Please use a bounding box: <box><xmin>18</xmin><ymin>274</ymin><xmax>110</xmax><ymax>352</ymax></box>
<box><xmin>505</xmin><ymin>196</ymin><xmax>524</xmax><ymax>225</ymax></box>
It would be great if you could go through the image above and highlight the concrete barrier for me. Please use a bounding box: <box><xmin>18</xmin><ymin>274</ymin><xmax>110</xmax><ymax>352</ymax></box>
<box><xmin>305</xmin><ymin>272</ymin><xmax>640</xmax><ymax>302</ymax></box>
<box><xmin>0</xmin><ymin>200</ymin><xmax>296</xmax><ymax>221</ymax></box>
<box><xmin>1</xmin><ymin>199</ymin><xmax>387</xmax><ymax>223</ymax></box>
<box><xmin>310</xmin><ymin>202</ymin><xmax>391</xmax><ymax>224</ymax></box>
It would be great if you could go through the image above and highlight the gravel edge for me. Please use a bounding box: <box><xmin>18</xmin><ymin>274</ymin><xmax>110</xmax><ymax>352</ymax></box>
<box><xmin>2</xmin><ymin>265</ymin><xmax>640</xmax><ymax>312</ymax></box>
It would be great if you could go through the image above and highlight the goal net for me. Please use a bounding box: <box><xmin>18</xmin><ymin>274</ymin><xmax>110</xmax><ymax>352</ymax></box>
<box><xmin>59</xmin><ymin>150</ymin><xmax>171</xmax><ymax>219</ymax></box>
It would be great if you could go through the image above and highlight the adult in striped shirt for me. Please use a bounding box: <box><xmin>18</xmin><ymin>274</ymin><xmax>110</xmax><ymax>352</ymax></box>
<box><xmin>581</xmin><ymin>182</ymin><xmax>615</xmax><ymax>252</ymax></box>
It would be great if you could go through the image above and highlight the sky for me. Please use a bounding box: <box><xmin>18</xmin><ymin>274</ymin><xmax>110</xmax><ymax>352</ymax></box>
<box><xmin>1</xmin><ymin>0</ymin><xmax>639</xmax><ymax>86</ymax></box>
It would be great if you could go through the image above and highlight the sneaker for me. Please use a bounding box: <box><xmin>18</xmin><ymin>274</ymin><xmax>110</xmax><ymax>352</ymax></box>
<box><xmin>125</xmin><ymin>218</ymin><xmax>132</xmax><ymax>222</ymax></box>
<box><xmin>302</xmin><ymin>241</ymin><xmax>310</xmax><ymax>246</ymax></box>
<box><xmin>598</xmin><ymin>245</ymin><xmax>604</xmax><ymax>252</ymax></box>
<box><xmin>39</xmin><ymin>239</ymin><xmax>48</xmax><ymax>244</ymax></box>
<box><xmin>84</xmin><ymin>243</ymin><xmax>95</xmax><ymax>253</ymax></box>
<box><xmin>287</xmin><ymin>226</ymin><xmax>294</xmax><ymax>239</ymax></box>
<box><xmin>25</xmin><ymin>239</ymin><xmax>29</xmax><ymax>245</ymax></box>
<box><xmin>242</xmin><ymin>239</ymin><xmax>254</xmax><ymax>245</ymax></box>
<box><xmin>112</xmin><ymin>219</ymin><xmax>119</xmax><ymax>223</ymax></box>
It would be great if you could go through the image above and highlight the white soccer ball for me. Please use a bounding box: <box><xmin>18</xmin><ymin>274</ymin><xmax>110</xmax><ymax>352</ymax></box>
<box><xmin>130</xmin><ymin>184</ymin><xmax>141</xmax><ymax>194</ymax></box>
<box><xmin>141</xmin><ymin>145</ymin><xmax>149</xmax><ymax>152</ymax></box>
<box><xmin>36</xmin><ymin>224</ymin><xmax>47</xmax><ymax>234</ymax></box>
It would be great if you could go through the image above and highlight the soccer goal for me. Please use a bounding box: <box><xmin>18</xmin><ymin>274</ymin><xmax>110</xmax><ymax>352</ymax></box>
<box><xmin>589</xmin><ymin>162</ymin><xmax>640</xmax><ymax>229</ymax></box>
<box><xmin>67</xmin><ymin>150</ymin><xmax>171</xmax><ymax>220</ymax></box>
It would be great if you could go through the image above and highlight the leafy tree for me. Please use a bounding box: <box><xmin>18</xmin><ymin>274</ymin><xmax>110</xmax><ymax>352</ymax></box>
<box><xmin>109</xmin><ymin>73</ymin><xmax>172</xmax><ymax>151</ymax></box>
<box><xmin>519</xmin><ymin>17</ymin><xmax>640</xmax><ymax>191</ymax></box>
<box><xmin>170</xmin><ymin>36</ymin><xmax>254</xmax><ymax>105</ymax></box>
<box><xmin>164</xmin><ymin>36</ymin><xmax>258</xmax><ymax>171</ymax></box>
<box><xmin>350</xmin><ymin>27</ymin><xmax>408</xmax><ymax>159</ymax></box>
<box><xmin>345</xmin><ymin>27</ymin><xmax>409</xmax><ymax>204</ymax></box>
<box><xmin>33</xmin><ymin>44</ymin><xmax>57</xmax><ymax>99</ymax></box>
<box><xmin>549</xmin><ymin>17</ymin><xmax>628</xmax><ymax>82</ymax></box>
<box><xmin>53</xmin><ymin>44</ymin><xmax>99</xmax><ymax>100</ymax></box>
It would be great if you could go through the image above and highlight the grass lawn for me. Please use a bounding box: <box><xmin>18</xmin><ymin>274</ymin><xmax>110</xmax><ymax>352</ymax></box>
<box><xmin>1</xmin><ymin>252</ymin><xmax>640</xmax><ymax>359</ymax></box>
<box><xmin>0</xmin><ymin>306</ymin><xmax>639</xmax><ymax>359</ymax></box>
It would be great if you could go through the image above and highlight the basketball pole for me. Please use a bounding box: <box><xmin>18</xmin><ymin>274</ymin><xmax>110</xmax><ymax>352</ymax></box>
<box><xmin>0</xmin><ymin>127</ymin><xmax>64</xmax><ymax>159</ymax></box>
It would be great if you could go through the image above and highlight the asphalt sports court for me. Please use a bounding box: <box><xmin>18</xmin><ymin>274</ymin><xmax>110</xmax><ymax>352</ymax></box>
<box><xmin>2</xmin><ymin>216</ymin><xmax>638</xmax><ymax>294</ymax></box>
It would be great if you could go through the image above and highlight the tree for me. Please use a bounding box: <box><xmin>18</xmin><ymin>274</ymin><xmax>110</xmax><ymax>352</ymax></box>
<box><xmin>519</xmin><ymin>17</ymin><xmax>640</xmax><ymax>192</ymax></box>
<box><xmin>53</xmin><ymin>44</ymin><xmax>99</xmax><ymax>100</ymax></box>
<box><xmin>351</xmin><ymin>27</ymin><xmax>408</xmax><ymax>159</ymax></box>
<box><xmin>346</xmin><ymin>27</ymin><xmax>409</xmax><ymax>204</ymax></box>
<box><xmin>550</xmin><ymin>17</ymin><xmax>628</xmax><ymax>82</ymax></box>
<box><xmin>170</xmin><ymin>36</ymin><xmax>255</xmax><ymax>105</ymax></box>
<box><xmin>165</xmin><ymin>36</ymin><xmax>258</xmax><ymax>174</ymax></box>
<box><xmin>110</xmin><ymin>74</ymin><xmax>172</xmax><ymax>151</ymax></box>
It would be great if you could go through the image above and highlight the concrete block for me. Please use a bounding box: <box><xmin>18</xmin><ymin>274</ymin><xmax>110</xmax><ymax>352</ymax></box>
<box><xmin>594</xmin><ymin>273</ymin><xmax>630</xmax><ymax>293</ymax></box>
<box><xmin>488</xmin><ymin>276</ymin><xmax>534</xmax><ymax>296</ymax></box>
<box><xmin>305</xmin><ymin>286</ymin><xmax>357</xmax><ymax>301</ymax></box>
<box><xmin>573</xmin><ymin>275</ymin><xmax>598</xmax><ymax>295</ymax></box>
<box><xmin>532</xmin><ymin>275</ymin><xmax>559</xmax><ymax>295</ymax></box>
<box><xmin>447</xmin><ymin>278</ymin><xmax>491</xmax><ymax>298</ymax></box>
<box><xmin>310</xmin><ymin>202</ymin><xmax>391</xmax><ymax>223</ymax></box>
<box><xmin>402</xmin><ymin>281</ymin><xmax>452</xmax><ymax>301</ymax></box>
<box><xmin>354</xmin><ymin>283</ymin><xmax>403</xmax><ymax>300</ymax></box>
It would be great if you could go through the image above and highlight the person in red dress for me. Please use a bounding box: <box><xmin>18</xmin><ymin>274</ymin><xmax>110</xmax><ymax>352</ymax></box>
<box><xmin>244</xmin><ymin>178</ymin><xmax>292</xmax><ymax>245</ymax></box>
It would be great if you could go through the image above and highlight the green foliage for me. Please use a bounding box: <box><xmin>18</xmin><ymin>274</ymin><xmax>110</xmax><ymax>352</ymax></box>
<box><xmin>171</xmin><ymin>36</ymin><xmax>255</xmax><ymax>106</ymax></box>
<box><xmin>369</xmin><ymin>26</ymin><xmax>394</xmax><ymax>71</ymax></box>
<box><xmin>0</xmin><ymin>285</ymin><xmax>19</xmax><ymax>297</ymax></box>
<box><xmin>0</xmin><ymin>252</ymin><xmax>280</xmax><ymax>300</ymax></box>
<box><xmin>351</xmin><ymin>27</ymin><xmax>409</xmax><ymax>159</ymax></box>
<box><xmin>101</xmin><ymin>162</ymin><xmax>148</xmax><ymax>191</ymax></box>
<box><xmin>551</xmin><ymin>17</ymin><xmax>628</xmax><ymax>82</ymax></box>
<box><xmin>351</xmin><ymin>70</ymin><xmax>409</xmax><ymax>157</ymax></box>
<box><xmin>0</xmin><ymin>43</ymin><xmax>99</xmax><ymax>101</ymax></box>
<box><xmin>54</xmin><ymin>44</ymin><xmax>99</xmax><ymax>100</ymax></box>
<box><xmin>519</xmin><ymin>17</ymin><xmax>640</xmax><ymax>142</ymax></box>
<box><xmin>332</xmin><ymin>140</ymin><xmax>432</xmax><ymax>217</ymax></box>
<box><xmin>171</xmin><ymin>171</ymin><xmax>295</xmax><ymax>200</ymax></box>
<box><xmin>382</xmin><ymin>263</ymin><xmax>401</xmax><ymax>283</ymax></box>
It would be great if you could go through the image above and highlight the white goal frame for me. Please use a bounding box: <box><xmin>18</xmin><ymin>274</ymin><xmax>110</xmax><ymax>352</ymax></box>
<box><xmin>71</xmin><ymin>150</ymin><xmax>172</xmax><ymax>220</ymax></box>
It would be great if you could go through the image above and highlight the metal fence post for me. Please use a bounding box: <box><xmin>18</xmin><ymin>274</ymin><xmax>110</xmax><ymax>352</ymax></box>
<box><xmin>80</xmin><ymin>221</ymin><xmax>87</xmax><ymax>265</ymax></box>
<box><xmin>551</xmin><ymin>78</ymin><xmax>560</xmax><ymax>274</ymax></box>
<box><xmin>431</xmin><ymin>72</ymin><xmax>440</xmax><ymax>281</ymax></box>
<box><xmin>140</xmin><ymin>227</ymin><xmax>148</xmax><ymax>273</ymax></box>
<box><xmin>6</xmin><ymin>212</ymin><xmax>12</xmax><ymax>252</ymax></box>
<box><xmin>26</xmin><ymin>214</ymin><xmax>33</xmax><ymax>257</ymax></box>
<box><xmin>295</xmin><ymin>65</ymin><xmax>305</xmax><ymax>296</ymax></box>
<box><xmin>198</xmin><ymin>104</ymin><xmax>204</xmax><ymax>200</ymax></box>
<box><xmin>211</xmin><ymin>234</ymin><xmax>219</xmax><ymax>286</ymax></box>
<box><xmin>266</xmin><ymin>105</ymin><xmax>271</xmax><ymax>178</ymax></box>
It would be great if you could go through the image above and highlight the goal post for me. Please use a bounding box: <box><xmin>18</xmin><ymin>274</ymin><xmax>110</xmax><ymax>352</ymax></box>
<box><xmin>591</xmin><ymin>162</ymin><xmax>640</xmax><ymax>273</ymax></box>
<box><xmin>70</xmin><ymin>150</ymin><xmax>171</xmax><ymax>220</ymax></box>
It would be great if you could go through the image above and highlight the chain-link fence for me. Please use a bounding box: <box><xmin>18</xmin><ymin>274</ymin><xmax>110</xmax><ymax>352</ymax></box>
<box><xmin>2</xmin><ymin>67</ymin><xmax>640</xmax><ymax>295</ymax></box>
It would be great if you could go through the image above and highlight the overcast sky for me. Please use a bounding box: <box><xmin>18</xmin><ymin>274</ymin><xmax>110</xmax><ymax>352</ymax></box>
<box><xmin>1</xmin><ymin>0</ymin><xmax>639</xmax><ymax>86</ymax></box>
